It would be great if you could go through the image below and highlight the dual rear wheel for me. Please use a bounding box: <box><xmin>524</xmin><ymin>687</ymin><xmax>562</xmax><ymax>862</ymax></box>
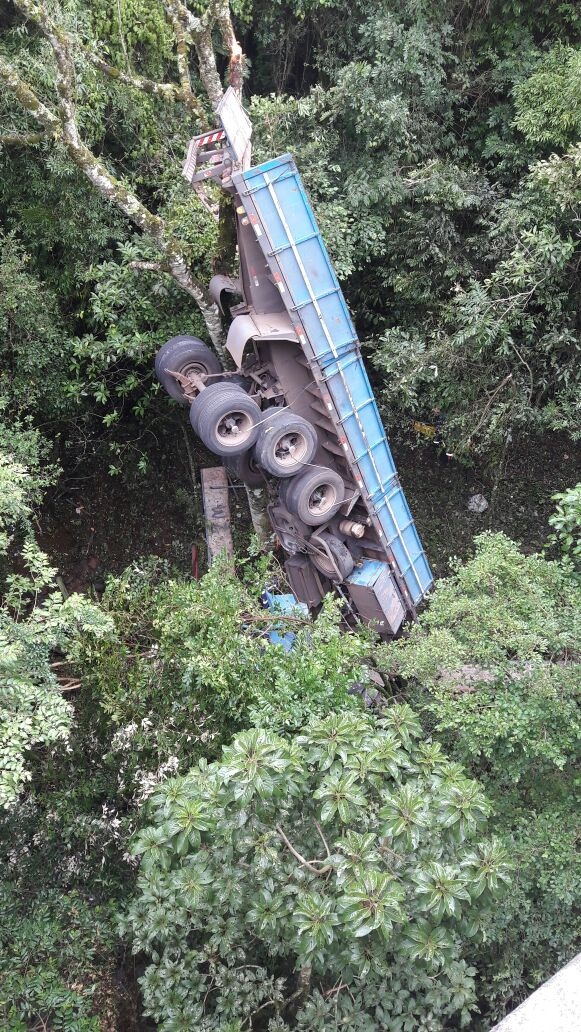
<box><xmin>190</xmin><ymin>383</ymin><xmax>261</xmax><ymax>457</ymax></box>
<box><xmin>155</xmin><ymin>337</ymin><xmax>354</xmax><ymax>575</ymax></box>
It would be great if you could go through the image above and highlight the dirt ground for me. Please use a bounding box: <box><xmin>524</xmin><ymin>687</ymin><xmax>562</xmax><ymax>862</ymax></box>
<box><xmin>392</xmin><ymin>430</ymin><xmax>581</xmax><ymax>578</ymax></box>
<box><xmin>38</xmin><ymin>413</ymin><xmax>581</xmax><ymax>593</ymax></box>
<box><xmin>37</xmin><ymin>409</ymin><xmax>251</xmax><ymax>595</ymax></box>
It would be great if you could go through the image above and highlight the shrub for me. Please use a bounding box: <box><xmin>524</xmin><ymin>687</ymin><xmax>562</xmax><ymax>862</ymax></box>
<box><xmin>1</xmin><ymin>449</ymin><xmax>113</xmax><ymax>808</ymax></box>
<box><xmin>381</xmin><ymin>532</ymin><xmax>581</xmax><ymax>1022</ymax></box>
<box><xmin>547</xmin><ymin>482</ymin><xmax>581</xmax><ymax>577</ymax></box>
<box><xmin>0</xmin><ymin>883</ymin><xmax>119</xmax><ymax>1032</ymax></box>
<box><xmin>82</xmin><ymin>558</ymin><xmax>372</xmax><ymax>804</ymax></box>
<box><xmin>124</xmin><ymin>708</ymin><xmax>509</xmax><ymax>1030</ymax></box>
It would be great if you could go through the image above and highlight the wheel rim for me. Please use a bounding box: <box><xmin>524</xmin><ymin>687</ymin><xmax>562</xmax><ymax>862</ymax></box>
<box><xmin>179</xmin><ymin>360</ymin><xmax>213</xmax><ymax>380</ymax></box>
<box><xmin>274</xmin><ymin>431</ymin><xmax>310</xmax><ymax>468</ymax></box>
<box><xmin>307</xmin><ymin>482</ymin><xmax>338</xmax><ymax>518</ymax></box>
<box><xmin>216</xmin><ymin>410</ymin><xmax>254</xmax><ymax>449</ymax></box>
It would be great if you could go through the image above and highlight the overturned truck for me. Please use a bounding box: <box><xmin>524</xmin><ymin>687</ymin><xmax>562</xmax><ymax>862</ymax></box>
<box><xmin>155</xmin><ymin>90</ymin><xmax>433</xmax><ymax>636</ymax></box>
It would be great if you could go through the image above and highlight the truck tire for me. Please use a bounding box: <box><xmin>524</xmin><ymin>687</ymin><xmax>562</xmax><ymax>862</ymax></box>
<box><xmin>309</xmin><ymin>533</ymin><xmax>354</xmax><ymax>582</ymax></box>
<box><xmin>254</xmin><ymin>410</ymin><xmax>318</xmax><ymax>478</ymax></box>
<box><xmin>155</xmin><ymin>335</ymin><xmax>223</xmax><ymax>405</ymax></box>
<box><xmin>191</xmin><ymin>383</ymin><xmax>261</xmax><ymax>457</ymax></box>
<box><xmin>190</xmin><ymin>381</ymin><xmax>241</xmax><ymax>435</ymax></box>
<box><xmin>280</xmin><ymin>465</ymin><xmax>345</xmax><ymax>526</ymax></box>
<box><xmin>225</xmin><ymin>451</ymin><xmax>265</xmax><ymax>488</ymax></box>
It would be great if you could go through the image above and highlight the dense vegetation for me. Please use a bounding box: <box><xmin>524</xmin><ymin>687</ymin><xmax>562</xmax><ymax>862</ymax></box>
<box><xmin>1</xmin><ymin>0</ymin><xmax>580</xmax><ymax>1029</ymax></box>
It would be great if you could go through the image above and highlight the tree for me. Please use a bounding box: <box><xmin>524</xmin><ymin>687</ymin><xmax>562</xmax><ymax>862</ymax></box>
<box><xmin>0</xmin><ymin>0</ymin><xmax>285</xmax><ymax>537</ymax></box>
<box><xmin>124</xmin><ymin>708</ymin><xmax>509</xmax><ymax>1030</ymax></box>
<box><xmin>381</xmin><ymin>532</ymin><xmax>581</xmax><ymax>1020</ymax></box>
<box><xmin>0</xmin><ymin>0</ymin><xmax>244</xmax><ymax>352</ymax></box>
<box><xmin>247</xmin><ymin>5</ymin><xmax>581</xmax><ymax>457</ymax></box>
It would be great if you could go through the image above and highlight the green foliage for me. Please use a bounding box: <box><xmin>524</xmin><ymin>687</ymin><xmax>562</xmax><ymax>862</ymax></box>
<box><xmin>547</xmin><ymin>483</ymin><xmax>581</xmax><ymax>576</ymax></box>
<box><xmin>0</xmin><ymin>884</ymin><xmax>118</xmax><ymax>1032</ymax></box>
<box><xmin>1</xmin><ymin>1</ymin><xmax>581</xmax><ymax>1027</ymax></box>
<box><xmin>3</xmin><ymin>0</ymin><xmax>580</xmax><ymax>459</ymax></box>
<box><xmin>124</xmin><ymin>709</ymin><xmax>509</xmax><ymax>1029</ymax></box>
<box><xmin>90</xmin><ymin>0</ymin><xmax>174</xmax><ymax>75</ymax></box>
<box><xmin>371</xmin><ymin>139</ymin><xmax>581</xmax><ymax>455</ymax></box>
<box><xmin>0</xmin><ymin>0</ymin><xmax>219</xmax><ymax>447</ymax></box>
<box><xmin>251</xmin><ymin>12</ymin><xmax>581</xmax><ymax>456</ymax></box>
<box><xmin>0</xmin><ymin>232</ymin><xmax>72</xmax><ymax>418</ymax></box>
<box><xmin>81</xmin><ymin>557</ymin><xmax>372</xmax><ymax>805</ymax></box>
<box><xmin>514</xmin><ymin>46</ymin><xmax>581</xmax><ymax>147</ymax></box>
<box><xmin>384</xmin><ymin>532</ymin><xmax>581</xmax><ymax>782</ymax></box>
<box><xmin>0</xmin><ymin>452</ymin><xmax>32</xmax><ymax>553</ymax></box>
<box><xmin>67</xmin><ymin>240</ymin><xmax>209</xmax><ymax>424</ymax></box>
<box><xmin>0</xmin><ymin>450</ymin><xmax>113</xmax><ymax>808</ymax></box>
<box><xmin>382</xmin><ymin>533</ymin><xmax>581</xmax><ymax>1021</ymax></box>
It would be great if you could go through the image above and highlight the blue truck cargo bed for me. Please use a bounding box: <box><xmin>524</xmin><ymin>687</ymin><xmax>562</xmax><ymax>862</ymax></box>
<box><xmin>234</xmin><ymin>156</ymin><xmax>433</xmax><ymax>605</ymax></box>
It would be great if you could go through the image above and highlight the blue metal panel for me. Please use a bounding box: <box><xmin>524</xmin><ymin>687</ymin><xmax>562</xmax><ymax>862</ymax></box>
<box><xmin>237</xmin><ymin>156</ymin><xmax>433</xmax><ymax>605</ymax></box>
<box><xmin>346</xmin><ymin>560</ymin><xmax>385</xmax><ymax>587</ymax></box>
<box><xmin>262</xmin><ymin>590</ymin><xmax>309</xmax><ymax>651</ymax></box>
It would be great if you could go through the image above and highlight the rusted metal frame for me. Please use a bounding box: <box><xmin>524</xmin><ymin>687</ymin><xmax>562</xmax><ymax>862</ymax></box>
<box><xmin>268</xmin><ymin>513</ymin><xmax>344</xmax><ymax>584</ymax></box>
<box><xmin>167</xmin><ymin>368</ymin><xmax>201</xmax><ymax>401</ymax></box>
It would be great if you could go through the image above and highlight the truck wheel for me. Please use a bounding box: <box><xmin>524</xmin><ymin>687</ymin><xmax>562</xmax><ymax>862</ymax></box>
<box><xmin>280</xmin><ymin>466</ymin><xmax>345</xmax><ymax>526</ymax></box>
<box><xmin>190</xmin><ymin>381</ymin><xmax>241</xmax><ymax>435</ymax></box>
<box><xmin>254</xmin><ymin>410</ymin><xmax>318</xmax><ymax>478</ymax></box>
<box><xmin>225</xmin><ymin>451</ymin><xmax>265</xmax><ymax>488</ymax></box>
<box><xmin>192</xmin><ymin>383</ymin><xmax>261</xmax><ymax>457</ymax></box>
<box><xmin>310</xmin><ymin>533</ymin><xmax>354</xmax><ymax>582</ymax></box>
<box><xmin>155</xmin><ymin>335</ymin><xmax>223</xmax><ymax>405</ymax></box>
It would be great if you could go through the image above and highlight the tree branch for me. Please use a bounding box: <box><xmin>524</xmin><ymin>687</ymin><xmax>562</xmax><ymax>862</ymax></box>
<box><xmin>15</xmin><ymin>0</ymin><xmax>77</xmax><ymax>140</ymax></box>
<box><xmin>314</xmin><ymin>819</ymin><xmax>331</xmax><ymax>859</ymax></box>
<box><xmin>213</xmin><ymin>0</ymin><xmax>244</xmax><ymax>95</ymax></box>
<box><xmin>0</xmin><ymin>130</ymin><xmax>48</xmax><ymax>146</ymax></box>
<box><xmin>0</xmin><ymin>56</ymin><xmax>61</xmax><ymax>135</ymax></box>
<box><xmin>0</xmin><ymin>50</ymin><xmax>225</xmax><ymax>352</ymax></box>
<box><xmin>128</xmin><ymin>260</ymin><xmax>169</xmax><ymax>274</ymax></box>
<box><xmin>165</xmin><ymin>5</ymin><xmax>195</xmax><ymax>101</ymax></box>
<box><xmin>162</xmin><ymin>0</ymin><xmax>224</xmax><ymax>107</ymax></box>
<box><xmin>82</xmin><ymin>49</ymin><xmax>206</xmax><ymax>121</ymax></box>
<box><xmin>276</xmin><ymin>825</ymin><xmax>332</xmax><ymax>876</ymax></box>
<box><xmin>465</xmin><ymin>373</ymin><xmax>514</xmax><ymax>448</ymax></box>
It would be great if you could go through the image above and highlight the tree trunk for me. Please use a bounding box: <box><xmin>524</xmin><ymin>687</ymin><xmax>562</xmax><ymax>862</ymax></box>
<box><xmin>245</xmin><ymin>487</ymin><xmax>273</xmax><ymax>548</ymax></box>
